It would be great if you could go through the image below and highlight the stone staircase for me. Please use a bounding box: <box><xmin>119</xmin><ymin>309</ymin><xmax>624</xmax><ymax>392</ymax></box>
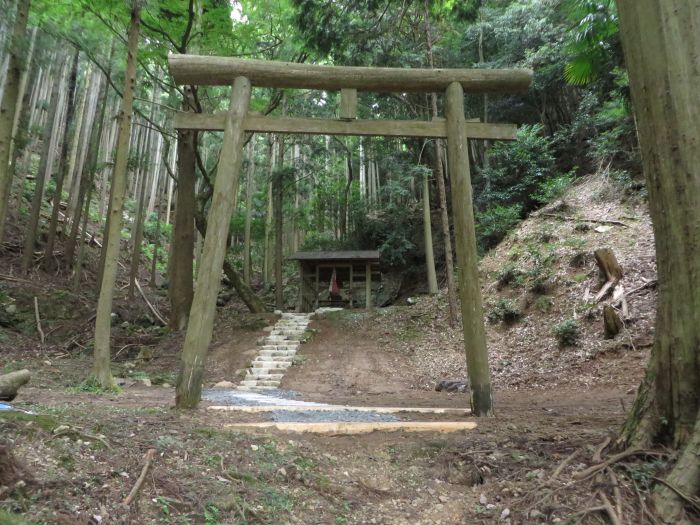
<box><xmin>237</xmin><ymin>313</ymin><xmax>312</xmax><ymax>390</ymax></box>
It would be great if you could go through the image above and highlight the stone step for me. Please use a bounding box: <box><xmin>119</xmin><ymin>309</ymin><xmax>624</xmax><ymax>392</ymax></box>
<box><xmin>260</xmin><ymin>344</ymin><xmax>298</xmax><ymax>351</ymax></box>
<box><xmin>248</xmin><ymin>380</ymin><xmax>281</xmax><ymax>387</ymax></box>
<box><xmin>264</xmin><ymin>337</ymin><xmax>301</xmax><ymax>344</ymax></box>
<box><xmin>258</xmin><ymin>349</ymin><xmax>296</xmax><ymax>357</ymax></box>
<box><xmin>253</xmin><ymin>353</ymin><xmax>295</xmax><ymax>360</ymax></box>
<box><xmin>251</xmin><ymin>362</ymin><xmax>291</xmax><ymax>370</ymax></box>
<box><xmin>245</xmin><ymin>372</ymin><xmax>284</xmax><ymax>381</ymax></box>
<box><xmin>270</xmin><ymin>330</ymin><xmax>306</xmax><ymax>336</ymax></box>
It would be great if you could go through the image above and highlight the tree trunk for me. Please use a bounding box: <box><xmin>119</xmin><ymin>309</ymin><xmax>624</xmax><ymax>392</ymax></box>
<box><xmin>193</xmin><ymin>196</ymin><xmax>266</xmax><ymax>314</ymax></box>
<box><xmin>150</xmin><ymin>195</ymin><xmax>161</xmax><ymax>286</ymax></box>
<box><xmin>64</xmin><ymin>67</ymin><xmax>110</xmax><ymax>269</ymax></box>
<box><xmin>423</xmin><ymin>0</ymin><xmax>458</xmax><ymax>326</ymax></box>
<box><xmin>93</xmin><ymin>1</ymin><xmax>141</xmax><ymax>388</ymax></box>
<box><xmin>263</xmin><ymin>137</ymin><xmax>276</xmax><ymax>286</ymax></box>
<box><xmin>62</xmin><ymin>64</ymin><xmax>91</xmax><ymax>225</ymax></box>
<box><xmin>44</xmin><ymin>49</ymin><xmax>80</xmax><ymax>272</ymax></box>
<box><xmin>20</xmin><ymin>58</ymin><xmax>67</xmax><ymax>274</ymax></box>
<box><xmin>168</xmin><ymin>88</ymin><xmax>197</xmax><ymax>331</ymax></box>
<box><xmin>616</xmin><ymin>2</ymin><xmax>700</xmax><ymax>522</ymax></box>
<box><xmin>243</xmin><ymin>140</ymin><xmax>255</xmax><ymax>285</ymax></box>
<box><xmin>128</xmin><ymin>125</ymin><xmax>149</xmax><ymax>298</ymax></box>
<box><xmin>422</xmin><ymin>172</ymin><xmax>438</xmax><ymax>294</ymax></box>
<box><xmin>176</xmin><ymin>76</ymin><xmax>251</xmax><ymax>409</ymax></box>
<box><xmin>273</xmin><ymin>136</ymin><xmax>284</xmax><ymax>309</ymax></box>
<box><xmin>7</xmin><ymin>27</ymin><xmax>37</xmax><ymax>224</ymax></box>
<box><xmin>0</xmin><ymin>0</ymin><xmax>30</xmax><ymax>243</ymax></box>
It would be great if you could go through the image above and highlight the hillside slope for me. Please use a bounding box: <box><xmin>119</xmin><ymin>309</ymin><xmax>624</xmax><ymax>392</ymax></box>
<box><xmin>372</xmin><ymin>174</ymin><xmax>656</xmax><ymax>394</ymax></box>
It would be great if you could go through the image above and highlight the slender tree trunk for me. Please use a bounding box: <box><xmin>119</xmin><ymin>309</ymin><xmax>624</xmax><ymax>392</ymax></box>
<box><xmin>7</xmin><ymin>27</ymin><xmax>37</xmax><ymax>223</ymax></box>
<box><xmin>150</xmin><ymin>193</ymin><xmax>161</xmax><ymax>286</ymax></box>
<box><xmin>65</xmin><ymin>67</ymin><xmax>99</xmax><ymax>231</ymax></box>
<box><xmin>20</xmin><ymin>57</ymin><xmax>67</xmax><ymax>274</ymax></box>
<box><xmin>616</xmin><ymin>2</ymin><xmax>700</xmax><ymax>522</ymax></box>
<box><xmin>263</xmin><ymin>137</ymin><xmax>275</xmax><ymax>286</ymax></box>
<box><xmin>423</xmin><ymin>1</ymin><xmax>458</xmax><ymax>325</ymax></box>
<box><xmin>8</xmin><ymin>26</ymin><xmax>36</xmax><ymax>168</ymax></box>
<box><xmin>62</xmin><ymin>64</ymin><xmax>90</xmax><ymax>219</ymax></box>
<box><xmin>128</xmin><ymin>126</ymin><xmax>149</xmax><ymax>298</ymax></box>
<box><xmin>65</xmin><ymin>68</ymin><xmax>110</xmax><ymax>268</ymax></box>
<box><xmin>44</xmin><ymin>49</ymin><xmax>80</xmax><ymax>271</ymax></box>
<box><xmin>168</xmin><ymin>129</ymin><xmax>196</xmax><ymax>329</ymax></box>
<box><xmin>422</xmin><ymin>172</ymin><xmax>438</xmax><ymax>294</ymax></box>
<box><xmin>273</xmin><ymin>140</ymin><xmax>284</xmax><ymax>309</ymax></box>
<box><xmin>0</xmin><ymin>0</ymin><xmax>30</xmax><ymax>243</ymax></box>
<box><xmin>243</xmin><ymin>139</ymin><xmax>255</xmax><ymax>285</ymax></box>
<box><xmin>72</xmin><ymin>168</ymin><xmax>94</xmax><ymax>291</ymax></box>
<box><xmin>93</xmin><ymin>1</ymin><xmax>141</xmax><ymax>388</ymax></box>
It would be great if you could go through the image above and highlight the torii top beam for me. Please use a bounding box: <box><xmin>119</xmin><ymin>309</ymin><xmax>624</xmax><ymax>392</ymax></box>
<box><xmin>168</xmin><ymin>55</ymin><xmax>533</xmax><ymax>94</ymax></box>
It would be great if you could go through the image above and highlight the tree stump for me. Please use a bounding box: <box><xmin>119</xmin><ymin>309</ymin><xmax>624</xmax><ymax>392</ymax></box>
<box><xmin>594</xmin><ymin>248</ymin><xmax>623</xmax><ymax>302</ymax></box>
<box><xmin>0</xmin><ymin>369</ymin><xmax>30</xmax><ymax>401</ymax></box>
<box><xmin>594</xmin><ymin>248</ymin><xmax>623</xmax><ymax>282</ymax></box>
<box><xmin>603</xmin><ymin>305</ymin><xmax>623</xmax><ymax>339</ymax></box>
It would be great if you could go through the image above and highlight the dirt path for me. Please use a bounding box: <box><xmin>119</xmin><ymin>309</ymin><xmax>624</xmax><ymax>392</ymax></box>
<box><xmin>2</xmin><ymin>308</ymin><xmax>655</xmax><ymax>525</ymax></box>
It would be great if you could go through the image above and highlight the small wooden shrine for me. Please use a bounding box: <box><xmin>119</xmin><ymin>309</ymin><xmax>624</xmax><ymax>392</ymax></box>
<box><xmin>288</xmin><ymin>251</ymin><xmax>381</xmax><ymax>312</ymax></box>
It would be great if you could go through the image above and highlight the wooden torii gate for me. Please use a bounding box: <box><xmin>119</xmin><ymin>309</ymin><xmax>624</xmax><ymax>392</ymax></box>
<box><xmin>168</xmin><ymin>55</ymin><xmax>533</xmax><ymax>413</ymax></box>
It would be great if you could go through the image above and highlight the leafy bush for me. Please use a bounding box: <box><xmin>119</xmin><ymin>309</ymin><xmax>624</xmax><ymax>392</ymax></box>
<box><xmin>495</xmin><ymin>263</ymin><xmax>523</xmax><ymax>289</ymax></box>
<box><xmin>553</xmin><ymin>318</ymin><xmax>579</xmax><ymax>347</ymax></box>
<box><xmin>533</xmin><ymin>169</ymin><xmax>576</xmax><ymax>204</ymax></box>
<box><xmin>476</xmin><ymin>204</ymin><xmax>522</xmax><ymax>252</ymax></box>
<box><xmin>476</xmin><ymin>124</ymin><xmax>556</xmax><ymax>213</ymax></box>
<box><xmin>487</xmin><ymin>298</ymin><xmax>522</xmax><ymax>324</ymax></box>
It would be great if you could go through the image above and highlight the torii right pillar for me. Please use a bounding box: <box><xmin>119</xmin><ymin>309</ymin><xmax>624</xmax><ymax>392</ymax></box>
<box><xmin>445</xmin><ymin>81</ymin><xmax>492</xmax><ymax>416</ymax></box>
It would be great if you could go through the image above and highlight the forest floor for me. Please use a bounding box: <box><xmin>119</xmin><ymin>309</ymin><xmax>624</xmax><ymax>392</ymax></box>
<box><xmin>1</xmin><ymin>176</ymin><xmax>674</xmax><ymax>525</ymax></box>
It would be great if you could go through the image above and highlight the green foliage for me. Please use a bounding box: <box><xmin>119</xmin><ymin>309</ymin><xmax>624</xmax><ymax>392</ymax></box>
<box><xmin>560</xmin><ymin>0</ymin><xmax>619</xmax><ymax>86</ymax></box>
<box><xmin>476</xmin><ymin>204</ymin><xmax>522</xmax><ymax>251</ymax></box>
<box><xmin>495</xmin><ymin>262</ymin><xmax>524</xmax><ymax>289</ymax></box>
<box><xmin>67</xmin><ymin>377</ymin><xmax>121</xmax><ymax>395</ymax></box>
<box><xmin>486</xmin><ymin>298</ymin><xmax>522</xmax><ymax>325</ymax></box>
<box><xmin>533</xmin><ymin>170</ymin><xmax>576</xmax><ymax>205</ymax></box>
<box><xmin>553</xmin><ymin>318</ymin><xmax>580</xmax><ymax>347</ymax></box>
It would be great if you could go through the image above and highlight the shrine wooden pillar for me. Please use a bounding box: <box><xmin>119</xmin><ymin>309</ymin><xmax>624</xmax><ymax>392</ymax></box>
<box><xmin>445</xmin><ymin>81</ymin><xmax>492</xmax><ymax>416</ymax></box>
<box><xmin>176</xmin><ymin>76</ymin><xmax>251</xmax><ymax>408</ymax></box>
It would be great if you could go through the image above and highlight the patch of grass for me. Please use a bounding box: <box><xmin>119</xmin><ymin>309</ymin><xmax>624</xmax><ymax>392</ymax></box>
<box><xmin>126</xmin><ymin>370</ymin><xmax>149</xmax><ymax>380</ymax></box>
<box><xmin>0</xmin><ymin>509</ymin><xmax>39</xmax><ymax>525</ymax></box>
<box><xmin>66</xmin><ymin>377</ymin><xmax>121</xmax><ymax>395</ymax></box>
<box><xmin>151</xmin><ymin>371</ymin><xmax>177</xmax><ymax>385</ymax></box>
<box><xmin>486</xmin><ymin>298</ymin><xmax>522</xmax><ymax>325</ymax></box>
<box><xmin>396</xmin><ymin>326</ymin><xmax>420</xmax><ymax>342</ymax></box>
<box><xmin>291</xmin><ymin>355</ymin><xmax>307</xmax><ymax>366</ymax></box>
<box><xmin>571</xmin><ymin>272</ymin><xmax>588</xmax><ymax>283</ymax></box>
<box><xmin>562</xmin><ymin>237</ymin><xmax>587</xmax><ymax>250</ymax></box>
<box><xmin>2</xmin><ymin>361</ymin><xmax>30</xmax><ymax>374</ymax></box>
<box><xmin>553</xmin><ymin>319</ymin><xmax>580</xmax><ymax>347</ymax></box>
<box><xmin>495</xmin><ymin>263</ymin><xmax>524</xmax><ymax>289</ymax></box>
<box><xmin>204</xmin><ymin>503</ymin><xmax>220</xmax><ymax>524</ymax></box>
<box><xmin>300</xmin><ymin>329</ymin><xmax>316</xmax><ymax>343</ymax></box>
<box><xmin>0</xmin><ymin>411</ymin><xmax>59</xmax><ymax>433</ymax></box>
<box><xmin>533</xmin><ymin>296</ymin><xmax>553</xmax><ymax>313</ymax></box>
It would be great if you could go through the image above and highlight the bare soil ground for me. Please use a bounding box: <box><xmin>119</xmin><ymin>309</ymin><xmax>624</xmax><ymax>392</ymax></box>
<box><xmin>1</xmin><ymin>177</ymin><xmax>680</xmax><ymax>524</ymax></box>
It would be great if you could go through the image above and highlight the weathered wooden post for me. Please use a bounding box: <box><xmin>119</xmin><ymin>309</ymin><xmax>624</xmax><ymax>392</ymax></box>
<box><xmin>445</xmin><ymin>81</ymin><xmax>492</xmax><ymax>416</ymax></box>
<box><xmin>176</xmin><ymin>76</ymin><xmax>251</xmax><ymax>408</ymax></box>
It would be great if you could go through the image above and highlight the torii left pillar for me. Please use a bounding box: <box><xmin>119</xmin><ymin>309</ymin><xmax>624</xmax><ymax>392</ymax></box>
<box><xmin>176</xmin><ymin>76</ymin><xmax>251</xmax><ymax>408</ymax></box>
